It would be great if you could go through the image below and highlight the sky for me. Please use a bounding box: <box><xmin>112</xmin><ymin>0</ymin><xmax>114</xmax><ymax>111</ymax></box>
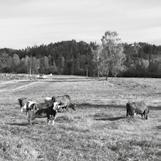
<box><xmin>0</xmin><ymin>0</ymin><xmax>161</xmax><ymax>49</ymax></box>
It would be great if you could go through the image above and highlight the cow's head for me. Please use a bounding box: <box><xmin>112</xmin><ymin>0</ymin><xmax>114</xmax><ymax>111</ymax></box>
<box><xmin>51</xmin><ymin>96</ymin><xmax>56</xmax><ymax>102</ymax></box>
<box><xmin>18</xmin><ymin>97</ymin><xmax>29</xmax><ymax>113</ymax></box>
<box><xmin>53</xmin><ymin>102</ymin><xmax>60</xmax><ymax>111</ymax></box>
<box><xmin>69</xmin><ymin>103</ymin><xmax>76</xmax><ymax>111</ymax></box>
<box><xmin>18</xmin><ymin>97</ymin><xmax>37</xmax><ymax>113</ymax></box>
<box><xmin>18</xmin><ymin>97</ymin><xmax>27</xmax><ymax>108</ymax></box>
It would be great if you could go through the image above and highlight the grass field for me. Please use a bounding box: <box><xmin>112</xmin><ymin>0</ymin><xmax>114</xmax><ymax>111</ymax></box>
<box><xmin>0</xmin><ymin>75</ymin><xmax>161</xmax><ymax>161</ymax></box>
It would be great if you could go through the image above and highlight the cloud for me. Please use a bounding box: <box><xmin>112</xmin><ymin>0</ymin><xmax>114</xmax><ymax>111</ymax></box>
<box><xmin>0</xmin><ymin>0</ymin><xmax>161</xmax><ymax>48</ymax></box>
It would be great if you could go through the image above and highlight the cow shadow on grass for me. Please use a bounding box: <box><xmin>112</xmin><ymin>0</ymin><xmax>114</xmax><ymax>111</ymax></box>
<box><xmin>156</xmin><ymin>125</ymin><xmax>161</xmax><ymax>130</ymax></box>
<box><xmin>149</xmin><ymin>106</ymin><xmax>161</xmax><ymax>110</ymax></box>
<box><xmin>77</xmin><ymin>103</ymin><xmax>161</xmax><ymax>111</ymax></box>
<box><xmin>7</xmin><ymin>122</ymin><xmax>38</xmax><ymax>126</ymax></box>
<box><xmin>77</xmin><ymin>103</ymin><xmax>125</xmax><ymax>109</ymax></box>
<box><xmin>93</xmin><ymin>113</ymin><xmax>125</xmax><ymax>121</ymax></box>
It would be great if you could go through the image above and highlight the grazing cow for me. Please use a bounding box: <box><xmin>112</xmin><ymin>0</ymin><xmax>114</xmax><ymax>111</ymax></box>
<box><xmin>18</xmin><ymin>97</ymin><xmax>28</xmax><ymax>109</ymax></box>
<box><xmin>18</xmin><ymin>98</ymin><xmax>57</xmax><ymax>125</ymax></box>
<box><xmin>126</xmin><ymin>101</ymin><xmax>149</xmax><ymax>119</ymax></box>
<box><xmin>45</xmin><ymin>95</ymin><xmax>76</xmax><ymax>112</ymax></box>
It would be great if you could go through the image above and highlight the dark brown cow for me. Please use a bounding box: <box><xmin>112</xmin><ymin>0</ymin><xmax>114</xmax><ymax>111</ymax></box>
<box><xmin>126</xmin><ymin>101</ymin><xmax>149</xmax><ymax>119</ymax></box>
<box><xmin>18</xmin><ymin>98</ymin><xmax>57</xmax><ymax>125</ymax></box>
<box><xmin>45</xmin><ymin>95</ymin><xmax>76</xmax><ymax>112</ymax></box>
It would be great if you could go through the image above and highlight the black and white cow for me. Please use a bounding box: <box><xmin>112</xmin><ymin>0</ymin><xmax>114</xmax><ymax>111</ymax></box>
<box><xmin>18</xmin><ymin>97</ymin><xmax>28</xmax><ymax>110</ymax></box>
<box><xmin>45</xmin><ymin>95</ymin><xmax>76</xmax><ymax>112</ymax></box>
<box><xmin>126</xmin><ymin>101</ymin><xmax>149</xmax><ymax>119</ymax></box>
<box><xmin>18</xmin><ymin>97</ymin><xmax>57</xmax><ymax>125</ymax></box>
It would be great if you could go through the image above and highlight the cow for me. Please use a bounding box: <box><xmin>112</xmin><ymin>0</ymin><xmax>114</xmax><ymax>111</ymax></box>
<box><xmin>45</xmin><ymin>95</ymin><xmax>76</xmax><ymax>112</ymax></box>
<box><xmin>18</xmin><ymin>97</ymin><xmax>28</xmax><ymax>109</ymax></box>
<box><xmin>18</xmin><ymin>98</ymin><xmax>57</xmax><ymax>125</ymax></box>
<box><xmin>126</xmin><ymin>101</ymin><xmax>149</xmax><ymax>119</ymax></box>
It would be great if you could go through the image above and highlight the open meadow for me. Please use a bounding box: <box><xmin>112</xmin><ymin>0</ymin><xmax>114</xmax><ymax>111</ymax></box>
<box><xmin>0</xmin><ymin>75</ymin><xmax>161</xmax><ymax>161</ymax></box>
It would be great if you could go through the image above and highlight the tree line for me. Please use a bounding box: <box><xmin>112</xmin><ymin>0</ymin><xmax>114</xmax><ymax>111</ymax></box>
<box><xmin>0</xmin><ymin>32</ymin><xmax>161</xmax><ymax>78</ymax></box>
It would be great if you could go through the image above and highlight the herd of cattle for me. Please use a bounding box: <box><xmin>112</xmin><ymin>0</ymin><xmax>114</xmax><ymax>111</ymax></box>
<box><xmin>18</xmin><ymin>95</ymin><xmax>76</xmax><ymax>125</ymax></box>
<box><xmin>18</xmin><ymin>95</ymin><xmax>149</xmax><ymax>125</ymax></box>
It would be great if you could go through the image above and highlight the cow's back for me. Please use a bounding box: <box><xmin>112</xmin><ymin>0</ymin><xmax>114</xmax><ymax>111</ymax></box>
<box><xmin>55</xmin><ymin>95</ymin><xmax>71</xmax><ymax>106</ymax></box>
<box><xmin>133</xmin><ymin>101</ymin><xmax>147</xmax><ymax>114</ymax></box>
<box><xmin>36</xmin><ymin>101</ymin><xmax>53</xmax><ymax>110</ymax></box>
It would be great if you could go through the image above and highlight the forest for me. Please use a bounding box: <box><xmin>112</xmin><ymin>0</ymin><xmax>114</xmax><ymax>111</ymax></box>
<box><xmin>0</xmin><ymin>33</ymin><xmax>161</xmax><ymax>78</ymax></box>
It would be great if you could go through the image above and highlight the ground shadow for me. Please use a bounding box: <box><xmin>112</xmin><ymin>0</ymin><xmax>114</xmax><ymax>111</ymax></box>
<box><xmin>149</xmin><ymin>106</ymin><xmax>161</xmax><ymax>110</ymax></box>
<box><xmin>77</xmin><ymin>103</ymin><xmax>125</xmax><ymax>109</ymax></box>
<box><xmin>94</xmin><ymin>116</ymin><xmax>125</xmax><ymax>121</ymax></box>
<box><xmin>7</xmin><ymin>122</ymin><xmax>38</xmax><ymax>126</ymax></box>
<box><xmin>156</xmin><ymin>125</ymin><xmax>161</xmax><ymax>130</ymax></box>
<box><xmin>77</xmin><ymin>103</ymin><xmax>161</xmax><ymax>110</ymax></box>
<box><xmin>93</xmin><ymin>112</ymin><xmax>125</xmax><ymax>121</ymax></box>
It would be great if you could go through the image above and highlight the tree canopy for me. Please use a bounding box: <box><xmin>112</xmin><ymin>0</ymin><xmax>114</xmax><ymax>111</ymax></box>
<box><xmin>0</xmin><ymin>35</ymin><xmax>161</xmax><ymax>78</ymax></box>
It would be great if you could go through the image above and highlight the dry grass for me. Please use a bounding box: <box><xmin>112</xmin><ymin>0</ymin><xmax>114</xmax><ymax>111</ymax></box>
<box><xmin>0</xmin><ymin>75</ymin><xmax>161</xmax><ymax>161</ymax></box>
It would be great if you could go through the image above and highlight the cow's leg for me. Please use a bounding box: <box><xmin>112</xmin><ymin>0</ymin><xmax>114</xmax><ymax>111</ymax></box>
<box><xmin>27</xmin><ymin>111</ymin><xmax>32</xmax><ymax>125</ymax></box>
<box><xmin>141</xmin><ymin>113</ymin><xmax>144</xmax><ymax>119</ymax></box>
<box><xmin>64</xmin><ymin>106</ymin><xmax>69</xmax><ymax>111</ymax></box>
<box><xmin>71</xmin><ymin>104</ymin><xmax>76</xmax><ymax>111</ymax></box>
<box><xmin>48</xmin><ymin>120</ymin><xmax>51</xmax><ymax>125</ymax></box>
<box><xmin>131</xmin><ymin>109</ymin><xmax>136</xmax><ymax>118</ymax></box>
<box><xmin>144</xmin><ymin>114</ymin><xmax>148</xmax><ymax>120</ymax></box>
<box><xmin>28</xmin><ymin>119</ymin><xmax>33</xmax><ymax>125</ymax></box>
<box><xmin>47</xmin><ymin>115</ymin><xmax>54</xmax><ymax>125</ymax></box>
<box><xmin>130</xmin><ymin>110</ymin><xmax>135</xmax><ymax>118</ymax></box>
<box><xmin>51</xmin><ymin>119</ymin><xmax>55</xmax><ymax>126</ymax></box>
<box><xmin>27</xmin><ymin>117</ymin><xmax>31</xmax><ymax>124</ymax></box>
<box><xmin>27</xmin><ymin>115</ymin><xmax>34</xmax><ymax>125</ymax></box>
<box><xmin>47</xmin><ymin>118</ymin><xmax>50</xmax><ymax>124</ymax></box>
<box><xmin>131</xmin><ymin>114</ymin><xmax>134</xmax><ymax>118</ymax></box>
<box><xmin>145</xmin><ymin>115</ymin><xmax>148</xmax><ymax>120</ymax></box>
<box><xmin>126</xmin><ymin>109</ymin><xmax>129</xmax><ymax>117</ymax></box>
<box><xmin>51</xmin><ymin>110</ymin><xmax>57</xmax><ymax>126</ymax></box>
<box><xmin>47</xmin><ymin>114</ymin><xmax>51</xmax><ymax>125</ymax></box>
<box><xmin>143</xmin><ymin>110</ymin><xmax>148</xmax><ymax>120</ymax></box>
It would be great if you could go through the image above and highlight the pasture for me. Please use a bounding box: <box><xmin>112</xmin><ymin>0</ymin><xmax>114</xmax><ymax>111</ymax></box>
<box><xmin>0</xmin><ymin>75</ymin><xmax>161</xmax><ymax>161</ymax></box>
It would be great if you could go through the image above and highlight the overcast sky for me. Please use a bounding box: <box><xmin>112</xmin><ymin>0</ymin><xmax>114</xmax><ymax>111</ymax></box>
<box><xmin>0</xmin><ymin>0</ymin><xmax>161</xmax><ymax>49</ymax></box>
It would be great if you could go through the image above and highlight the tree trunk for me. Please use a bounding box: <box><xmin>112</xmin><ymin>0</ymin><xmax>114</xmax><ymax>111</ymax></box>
<box><xmin>29</xmin><ymin>67</ymin><xmax>31</xmax><ymax>76</ymax></box>
<box><xmin>97</xmin><ymin>63</ymin><xmax>100</xmax><ymax>79</ymax></box>
<box><xmin>105</xmin><ymin>74</ymin><xmax>108</xmax><ymax>80</ymax></box>
<box><xmin>86</xmin><ymin>68</ymin><xmax>88</xmax><ymax>77</ymax></box>
<box><xmin>105</xmin><ymin>70</ymin><xmax>109</xmax><ymax>80</ymax></box>
<box><xmin>97</xmin><ymin>71</ymin><xmax>99</xmax><ymax>79</ymax></box>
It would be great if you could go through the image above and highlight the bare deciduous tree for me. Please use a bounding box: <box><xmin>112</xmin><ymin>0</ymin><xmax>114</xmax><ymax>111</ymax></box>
<box><xmin>99</xmin><ymin>31</ymin><xmax>126</xmax><ymax>79</ymax></box>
